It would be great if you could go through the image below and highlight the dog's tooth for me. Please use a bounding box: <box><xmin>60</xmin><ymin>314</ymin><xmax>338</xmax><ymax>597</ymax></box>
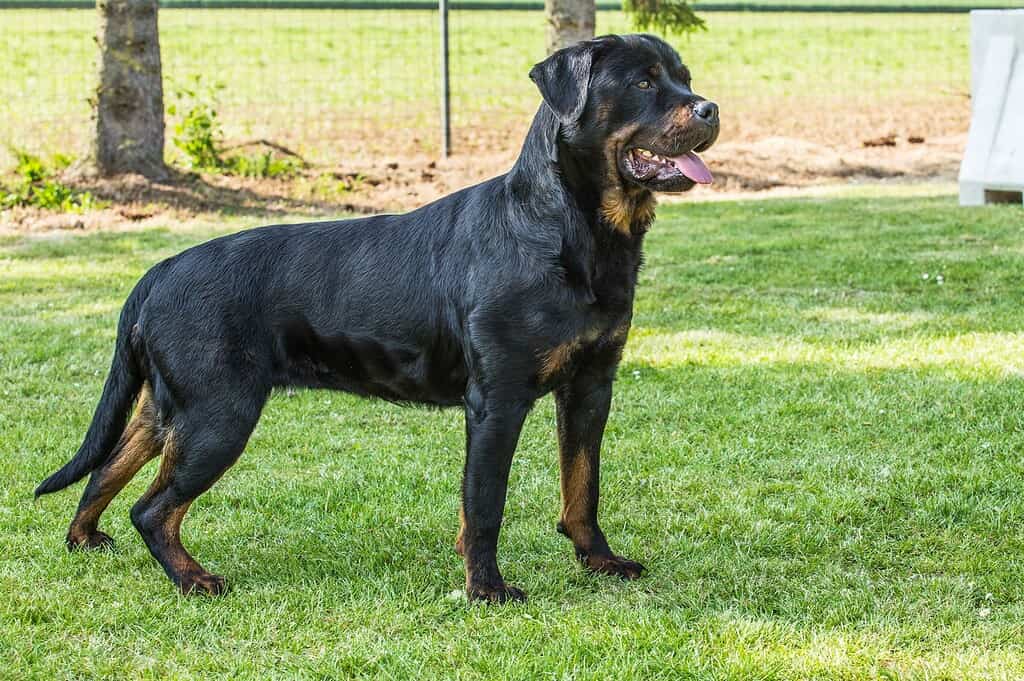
<box><xmin>640</xmin><ymin>149</ymin><xmax>653</xmax><ymax>158</ymax></box>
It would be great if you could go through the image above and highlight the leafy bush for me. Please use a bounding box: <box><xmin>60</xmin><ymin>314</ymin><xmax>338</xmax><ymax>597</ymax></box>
<box><xmin>170</xmin><ymin>76</ymin><xmax>303</xmax><ymax>179</ymax></box>
<box><xmin>1</xmin><ymin>151</ymin><xmax>102</xmax><ymax>212</ymax></box>
<box><xmin>224</xmin><ymin>151</ymin><xmax>302</xmax><ymax>179</ymax></box>
<box><xmin>172</xmin><ymin>102</ymin><xmax>222</xmax><ymax>171</ymax></box>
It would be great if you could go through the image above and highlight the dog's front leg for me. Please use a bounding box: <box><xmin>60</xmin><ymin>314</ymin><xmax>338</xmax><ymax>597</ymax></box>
<box><xmin>460</xmin><ymin>383</ymin><xmax>532</xmax><ymax>603</ymax></box>
<box><xmin>555</xmin><ymin>366</ymin><xmax>645</xmax><ymax>579</ymax></box>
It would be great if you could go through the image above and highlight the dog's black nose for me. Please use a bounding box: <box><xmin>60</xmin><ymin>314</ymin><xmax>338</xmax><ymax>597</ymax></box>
<box><xmin>693</xmin><ymin>101</ymin><xmax>718</xmax><ymax>124</ymax></box>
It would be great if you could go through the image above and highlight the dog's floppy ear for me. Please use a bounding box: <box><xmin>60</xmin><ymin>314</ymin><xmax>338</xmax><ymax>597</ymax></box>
<box><xmin>529</xmin><ymin>40</ymin><xmax>600</xmax><ymax>125</ymax></box>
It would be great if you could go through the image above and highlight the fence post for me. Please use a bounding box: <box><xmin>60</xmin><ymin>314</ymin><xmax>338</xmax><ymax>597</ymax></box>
<box><xmin>439</xmin><ymin>0</ymin><xmax>451</xmax><ymax>157</ymax></box>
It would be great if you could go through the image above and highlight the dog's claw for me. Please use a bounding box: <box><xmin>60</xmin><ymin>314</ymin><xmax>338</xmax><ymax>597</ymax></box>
<box><xmin>177</xmin><ymin>572</ymin><xmax>228</xmax><ymax>596</ymax></box>
<box><xmin>66</xmin><ymin>530</ymin><xmax>115</xmax><ymax>552</ymax></box>
<box><xmin>467</xmin><ymin>582</ymin><xmax>527</xmax><ymax>604</ymax></box>
<box><xmin>584</xmin><ymin>554</ymin><xmax>646</xmax><ymax>580</ymax></box>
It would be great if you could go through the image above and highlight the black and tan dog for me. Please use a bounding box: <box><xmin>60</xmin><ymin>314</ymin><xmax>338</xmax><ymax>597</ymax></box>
<box><xmin>36</xmin><ymin>34</ymin><xmax>719</xmax><ymax>602</ymax></box>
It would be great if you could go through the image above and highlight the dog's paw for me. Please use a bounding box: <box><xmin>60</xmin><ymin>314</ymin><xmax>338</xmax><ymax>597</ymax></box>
<box><xmin>583</xmin><ymin>554</ymin><xmax>645</xmax><ymax>580</ymax></box>
<box><xmin>177</xmin><ymin>572</ymin><xmax>228</xmax><ymax>596</ymax></box>
<box><xmin>66</xmin><ymin>529</ymin><xmax>115</xmax><ymax>552</ymax></box>
<box><xmin>466</xmin><ymin>581</ymin><xmax>527</xmax><ymax>604</ymax></box>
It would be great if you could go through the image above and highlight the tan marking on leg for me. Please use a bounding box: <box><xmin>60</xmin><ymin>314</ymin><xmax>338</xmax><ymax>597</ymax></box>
<box><xmin>162</xmin><ymin>500</ymin><xmax>199</xmax><ymax>575</ymax></box>
<box><xmin>140</xmin><ymin>427</ymin><xmax>179</xmax><ymax>504</ymax></box>
<box><xmin>538</xmin><ymin>339</ymin><xmax>581</xmax><ymax>383</ymax></box>
<box><xmin>137</xmin><ymin>435</ymin><xmax>226</xmax><ymax>595</ymax></box>
<box><xmin>68</xmin><ymin>384</ymin><xmax>162</xmax><ymax>546</ymax></box>
<box><xmin>559</xmin><ymin>447</ymin><xmax>596</xmax><ymax>547</ymax></box>
<box><xmin>455</xmin><ymin>505</ymin><xmax>466</xmax><ymax>556</ymax></box>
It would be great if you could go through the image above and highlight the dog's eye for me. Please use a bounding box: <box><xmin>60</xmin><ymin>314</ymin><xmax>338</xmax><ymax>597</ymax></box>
<box><xmin>635</xmin><ymin>80</ymin><xmax>652</xmax><ymax>90</ymax></box>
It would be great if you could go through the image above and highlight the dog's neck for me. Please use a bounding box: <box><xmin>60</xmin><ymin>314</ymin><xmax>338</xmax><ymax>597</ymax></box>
<box><xmin>506</xmin><ymin>106</ymin><xmax>565</xmax><ymax>203</ymax></box>
<box><xmin>507</xmin><ymin>106</ymin><xmax>655</xmax><ymax>238</ymax></box>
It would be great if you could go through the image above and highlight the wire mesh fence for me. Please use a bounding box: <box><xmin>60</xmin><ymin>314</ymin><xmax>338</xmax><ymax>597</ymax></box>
<box><xmin>0</xmin><ymin>7</ymin><xmax>978</xmax><ymax>176</ymax></box>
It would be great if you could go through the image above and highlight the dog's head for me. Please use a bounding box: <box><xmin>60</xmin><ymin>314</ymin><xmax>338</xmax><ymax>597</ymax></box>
<box><xmin>530</xmin><ymin>34</ymin><xmax>719</xmax><ymax>196</ymax></box>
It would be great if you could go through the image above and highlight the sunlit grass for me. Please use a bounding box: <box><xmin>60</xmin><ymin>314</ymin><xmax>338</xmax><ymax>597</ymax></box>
<box><xmin>628</xmin><ymin>329</ymin><xmax>1024</xmax><ymax>377</ymax></box>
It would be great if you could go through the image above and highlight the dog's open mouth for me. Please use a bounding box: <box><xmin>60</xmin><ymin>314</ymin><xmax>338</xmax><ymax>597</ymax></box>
<box><xmin>625</xmin><ymin>147</ymin><xmax>713</xmax><ymax>185</ymax></box>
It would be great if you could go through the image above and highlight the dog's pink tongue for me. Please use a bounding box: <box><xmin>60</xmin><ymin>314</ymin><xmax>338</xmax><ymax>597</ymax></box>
<box><xmin>671</xmin><ymin>151</ymin><xmax>713</xmax><ymax>184</ymax></box>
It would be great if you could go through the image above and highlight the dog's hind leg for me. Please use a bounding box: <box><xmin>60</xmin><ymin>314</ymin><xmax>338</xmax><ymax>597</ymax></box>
<box><xmin>130</xmin><ymin>391</ymin><xmax>266</xmax><ymax>596</ymax></box>
<box><xmin>66</xmin><ymin>384</ymin><xmax>162</xmax><ymax>551</ymax></box>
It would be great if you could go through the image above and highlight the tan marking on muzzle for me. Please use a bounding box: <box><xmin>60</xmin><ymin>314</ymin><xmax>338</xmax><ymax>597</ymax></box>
<box><xmin>671</xmin><ymin>105</ymin><xmax>695</xmax><ymax>127</ymax></box>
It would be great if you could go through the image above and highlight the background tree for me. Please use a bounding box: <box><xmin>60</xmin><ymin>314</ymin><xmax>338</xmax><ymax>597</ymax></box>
<box><xmin>544</xmin><ymin>0</ymin><xmax>596</xmax><ymax>54</ymax></box>
<box><xmin>545</xmin><ymin>0</ymin><xmax>705</xmax><ymax>54</ymax></box>
<box><xmin>622</xmin><ymin>0</ymin><xmax>705</xmax><ymax>37</ymax></box>
<box><xmin>93</xmin><ymin>0</ymin><xmax>168</xmax><ymax>180</ymax></box>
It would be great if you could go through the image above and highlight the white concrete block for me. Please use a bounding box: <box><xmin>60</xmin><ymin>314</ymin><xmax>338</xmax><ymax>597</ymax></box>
<box><xmin>959</xmin><ymin>10</ymin><xmax>1024</xmax><ymax>206</ymax></box>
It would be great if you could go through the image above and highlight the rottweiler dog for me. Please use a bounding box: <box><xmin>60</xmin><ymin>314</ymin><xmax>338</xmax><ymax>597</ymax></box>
<box><xmin>36</xmin><ymin>34</ymin><xmax>719</xmax><ymax>602</ymax></box>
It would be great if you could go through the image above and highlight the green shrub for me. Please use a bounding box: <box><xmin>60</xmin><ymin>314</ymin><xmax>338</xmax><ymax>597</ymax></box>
<box><xmin>172</xmin><ymin>102</ymin><xmax>223</xmax><ymax>172</ymax></box>
<box><xmin>170</xmin><ymin>76</ymin><xmax>303</xmax><ymax>179</ymax></box>
<box><xmin>1</xmin><ymin>151</ymin><xmax>102</xmax><ymax>212</ymax></box>
<box><xmin>225</xmin><ymin>151</ymin><xmax>302</xmax><ymax>179</ymax></box>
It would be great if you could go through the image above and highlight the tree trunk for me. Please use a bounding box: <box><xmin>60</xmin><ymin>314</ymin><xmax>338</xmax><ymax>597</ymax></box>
<box><xmin>93</xmin><ymin>0</ymin><xmax>167</xmax><ymax>179</ymax></box>
<box><xmin>544</xmin><ymin>0</ymin><xmax>595</xmax><ymax>54</ymax></box>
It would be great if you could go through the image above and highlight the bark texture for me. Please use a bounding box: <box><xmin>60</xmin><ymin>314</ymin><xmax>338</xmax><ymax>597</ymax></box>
<box><xmin>544</xmin><ymin>0</ymin><xmax>595</xmax><ymax>54</ymax></box>
<box><xmin>94</xmin><ymin>0</ymin><xmax>167</xmax><ymax>179</ymax></box>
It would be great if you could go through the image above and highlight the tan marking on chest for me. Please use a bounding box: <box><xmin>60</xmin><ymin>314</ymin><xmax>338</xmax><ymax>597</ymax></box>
<box><xmin>538</xmin><ymin>339</ymin><xmax>582</xmax><ymax>383</ymax></box>
<box><xmin>600</xmin><ymin>189</ymin><xmax>657</xmax><ymax>236</ymax></box>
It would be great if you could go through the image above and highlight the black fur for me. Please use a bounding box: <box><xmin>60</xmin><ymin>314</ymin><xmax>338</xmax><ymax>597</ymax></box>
<box><xmin>37</xmin><ymin>34</ymin><xmax>719</xmax><ymax>602</ymax></box>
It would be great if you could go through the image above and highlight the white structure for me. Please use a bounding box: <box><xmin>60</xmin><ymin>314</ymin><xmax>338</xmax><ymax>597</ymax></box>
<box><xmin>959</xmin><ymin>10</ymin><xmax>1024</xmax><ymax>206</ymax></box>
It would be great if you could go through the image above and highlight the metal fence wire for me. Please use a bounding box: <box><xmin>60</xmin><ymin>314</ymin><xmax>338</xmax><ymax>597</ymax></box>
<box><xmin>0</xmin><ymin>7</ymin><xmax>980</xmax><ymax>174</ymax></box>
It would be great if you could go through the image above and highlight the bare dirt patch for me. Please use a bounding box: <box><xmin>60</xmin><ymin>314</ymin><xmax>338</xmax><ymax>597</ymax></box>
<box><xmin>1</xmin><ymin>126</ymin><xmax>967</xmax><ymax>234</ymax></box>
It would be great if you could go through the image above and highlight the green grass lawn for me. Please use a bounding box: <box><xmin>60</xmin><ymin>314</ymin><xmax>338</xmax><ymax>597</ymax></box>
<box><xmin>3</xmin><ymin>190</ymin><xmax>1024</xmax><ymax>678</ymax></box>
<box><xmin>0</xmin><ymin>9</ymin><xmax>970</xmax><ymax>166</ymax></box>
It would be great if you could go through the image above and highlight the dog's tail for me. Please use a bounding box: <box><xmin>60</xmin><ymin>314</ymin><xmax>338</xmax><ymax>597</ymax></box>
<box><xmin>34</xmin><ymin>275</ymin><xmax>155</xmax><ymax>498</ymax></box>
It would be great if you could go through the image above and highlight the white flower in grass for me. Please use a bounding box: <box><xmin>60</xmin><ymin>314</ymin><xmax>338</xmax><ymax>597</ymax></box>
<box><xmin>921</xmin><ymin>273</ymin><xmax>929</xmax><ymax>280</ymax></box>
<box><xmin>979</xmin><ymin>607</ymin><xmax>991</xmax><ymax>618</ymax></box>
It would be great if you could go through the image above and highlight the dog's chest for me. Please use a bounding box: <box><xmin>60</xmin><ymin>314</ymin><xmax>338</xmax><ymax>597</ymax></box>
<box><xmin>536</xmin><ymin>307</ymin><xmax>631</xmax><ymax>389</ymax></box>
<box><xmin>536</xmin><ymin>250</ymin><xmax>640</xmax><ymax>387</ymax></box>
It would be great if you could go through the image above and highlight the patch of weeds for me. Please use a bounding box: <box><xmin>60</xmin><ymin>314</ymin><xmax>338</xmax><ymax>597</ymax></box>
<box><xmin>170</xmin><ymin>95</ymin><xmax>222</xmax><ymax>171</ymax></box>
<box><xmin>225</xmin><ymin>151</ymin><xmax>302</xmax><ymax>179</ymax></box>
<box><xmin>169</xmin><ymin>75</ymin><xmax>303</xmax><ymax>179</ymax></box>
<box><xmin>299</xmin><ymin>170</ymin><xmax>367</xmax><ymax>202</ymax></box>
<box><xmin>1</xmin><ymin>151</ymin><xmax>103</xmax><ymax>212</ymax></box>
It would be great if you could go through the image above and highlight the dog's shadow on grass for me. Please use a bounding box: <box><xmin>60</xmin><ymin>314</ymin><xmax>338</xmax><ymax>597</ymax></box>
<box><xmin>69</xmin><ymin>167</ymin><xmax>380</xmax><ymax>221</ymax></box>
